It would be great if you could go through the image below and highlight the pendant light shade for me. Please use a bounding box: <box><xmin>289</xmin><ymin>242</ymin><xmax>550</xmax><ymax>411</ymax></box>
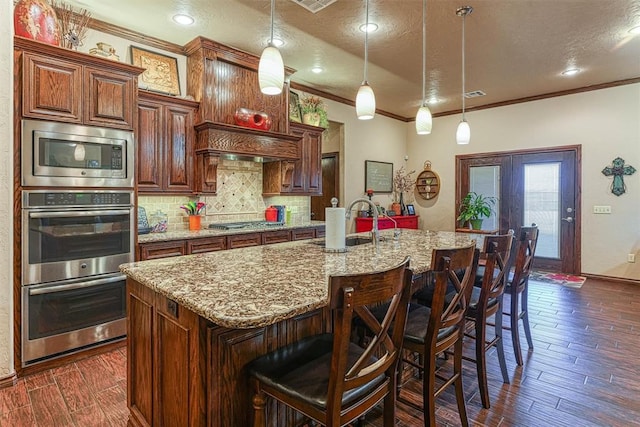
<box><xmin>416</xmin><ymin>0</ymin><xmax>432</xmax><ymax>135</ymax></box>
<box><xmin>456</xmin><ymin>119</ymin><xmax>470</xmax><ymax>145</ymax></box>
<box><xmin>356</xmin><ymin>81</ymin><xmax>376</xmax><ymax>120</ymax></box>
<box><xmin>259</xmin><ymin>0</ymin><xmax>284</xmax><ymax>95</ymax></box>
<box><xmin>456</xmin><ymin>6</ymin><xmax>473</xmax><ymax>144</ymax></box>
<box><xmin>416</xmin><ymin>104</ymin><xmax>433</xmax><ymax>134</ymax></box>
<box><xmin>356</xmin><ymin>0</ymin><xmax>375</xmax><ymax>120</ymax></box>
<box><xmin>259</xmin><ymin>45</ymin><xmax>284</xmax><ymax>95</ymax></box>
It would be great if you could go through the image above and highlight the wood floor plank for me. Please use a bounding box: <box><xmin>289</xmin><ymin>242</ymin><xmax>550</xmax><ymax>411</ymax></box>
<box><xmin>54</xmin><ymin>368</ymin><xmax>95</xmax><ymax>413</ymax></box>
<box><xmin>0</xmin><ymin>379</ymin><xmax>29</xmax><ymax>414</ymax></box>
<box><xmin>70</xmin><ymin>403</ymin><xmax>110</xmax><ymax>427</ymax></box>
<box><xmin>0</xmin><ymin>405</ymin><xmax>37</xmax><ymax>427</ymax></box>
<box><xmin>76</xmin><ymin>356</ymin><xmax>119</xmax><ymax>394</ymax></box>
<box><xmin>29</xmin><ymin>383</ymin><xmax>73</xmax><ymax>426</ymax></box>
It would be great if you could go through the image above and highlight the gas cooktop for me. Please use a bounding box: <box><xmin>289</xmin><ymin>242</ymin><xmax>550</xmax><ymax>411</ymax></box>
<box><xmin>208</xmin><ymin>221</ymin><xmax>285</xmax><ymax>230</ymax></box>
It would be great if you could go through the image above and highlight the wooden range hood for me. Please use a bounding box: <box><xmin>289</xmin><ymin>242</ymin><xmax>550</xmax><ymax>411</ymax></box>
<box><xmin>185</xmin><ymin>37</ymin><xmax>301</xmax><ymax>192</ymax></box>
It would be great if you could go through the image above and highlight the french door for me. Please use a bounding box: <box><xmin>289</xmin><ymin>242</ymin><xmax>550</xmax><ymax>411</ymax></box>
<box><xmin>457</xmin><ymin>146</ymin><xmax>581</xmax><ymax>274</ymax></box>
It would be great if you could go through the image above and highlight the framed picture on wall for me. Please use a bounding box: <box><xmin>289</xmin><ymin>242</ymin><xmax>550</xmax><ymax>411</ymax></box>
<box><xmin>289</xmin><ymin>91</ymin><xmax>302</xmax><ymax>123</ymax></box>
<box><xmin>406</xmin><ymin>204</ymin><xmax>415</xmax><ymax>215</ymax></box>
<box><xmin>130</xmin><ymin>46</ymin><xmax>180</xmax><ymax>96</ymax></box>
<box><xmin>364</xmin><ymin>160</ymin><xmax>393</xmax><ymax>193</ymax></box>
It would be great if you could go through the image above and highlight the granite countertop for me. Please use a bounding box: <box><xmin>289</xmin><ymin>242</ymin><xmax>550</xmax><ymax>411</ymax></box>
<box><xmin>121</xmin><ymin>229</ymin><xmax>475</xmax><ymax>329</ymax></box>
<box><xmin>137</xmin><ymin>220</ymin><xmax>326</xmax><ymax>243</ymax></box>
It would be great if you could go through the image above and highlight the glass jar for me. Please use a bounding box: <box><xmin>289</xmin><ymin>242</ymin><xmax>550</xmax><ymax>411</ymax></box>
<box><xmin>150</xmin><ymin>210</ymin><xmax>168</xmax><ymax>233</ymax></box>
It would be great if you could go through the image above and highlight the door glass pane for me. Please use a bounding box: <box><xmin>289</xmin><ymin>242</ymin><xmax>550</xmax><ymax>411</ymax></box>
<box><xmin>469</xmin><ymin>166</ymin><xmax>500</xmax><ymax>230</ymax></box>
<box><xmin>524</xmin><ymin>163</ymin><xmax>560</xmax><ymax>258</ymax></box>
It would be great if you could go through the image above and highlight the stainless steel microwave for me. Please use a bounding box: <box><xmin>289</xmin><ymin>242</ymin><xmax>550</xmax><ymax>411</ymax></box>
<box><xmin>21</xmin><ymin>120</ymin><xmax>134</xmax><ymax>187</ymax></box>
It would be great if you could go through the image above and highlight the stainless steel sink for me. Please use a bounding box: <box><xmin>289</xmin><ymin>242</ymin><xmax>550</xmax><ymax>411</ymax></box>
<box><xmin>310</xmin><ymin>236</ymin><xmax>373</xmax><ymax>248</ymax></box>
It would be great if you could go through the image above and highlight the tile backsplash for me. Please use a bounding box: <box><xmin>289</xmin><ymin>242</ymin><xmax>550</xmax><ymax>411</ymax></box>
<box><xmin>138</xmin><ymin>159</ymin><xmax>310</xmax><ymax>230</ymax></box>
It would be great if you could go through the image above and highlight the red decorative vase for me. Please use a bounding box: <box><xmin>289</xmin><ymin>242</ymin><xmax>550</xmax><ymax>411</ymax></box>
<box><xmin>14</xmin><ymin>0</ymin><xmax>60</xmax><ymax>46</ymax></box>
<box><xmin>233</xmin><ymin>108</ymin><xmax>272</xmax><ymax>131</ymax></box>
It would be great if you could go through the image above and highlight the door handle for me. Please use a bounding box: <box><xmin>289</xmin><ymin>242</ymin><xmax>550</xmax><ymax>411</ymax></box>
<box><xmin>561</xmin><ymin>216</ymin><xmax>573</xmax><ymax>223</ymax></box>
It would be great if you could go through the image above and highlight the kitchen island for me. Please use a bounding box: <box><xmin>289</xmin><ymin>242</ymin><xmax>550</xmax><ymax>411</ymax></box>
<box><xmin>120</xmin><ymin>229</ymin><xmax>475</xmax><ymax>426</ymax></box>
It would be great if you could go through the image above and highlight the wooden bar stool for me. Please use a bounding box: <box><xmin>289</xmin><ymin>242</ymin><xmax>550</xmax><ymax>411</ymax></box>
<box><xmin>248</xmin><ymin>257</ymin><xmax>413</xmax><ymax>427</ymax></box>
<box><xmin>504</xmin><ymin>225</ymin><xmax>539</xmax><ymax>365</ymax></box>
<box><xmin>398</xmin><ymin>243</ymin><xmax>477</xmax><ymax>427</ymax></box>
<box><xmin>463</xmin><ymin>232</ymin><xmax>513</xmax><ymax>409</ymax></box>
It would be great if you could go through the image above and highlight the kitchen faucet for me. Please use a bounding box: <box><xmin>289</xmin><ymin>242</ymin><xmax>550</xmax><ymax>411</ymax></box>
<box><xmin>346</xmin><ymin>198</ymin><xmax>379</xmax><ymax>246</ymax></box>
<box><xmin>381</xmin><ymin>212</ymin><xmax>402</xmax><ymax>241</ymax></box>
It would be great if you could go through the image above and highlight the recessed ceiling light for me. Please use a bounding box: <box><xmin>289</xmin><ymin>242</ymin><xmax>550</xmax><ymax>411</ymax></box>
<box><xmin>629</xmin><ymin>25</ymin><xmax>640</xmax><ymax>35</ymax></box>
<box><xmin>359</xmin><ymin>23</ymin><xmax>378</xmax><ymax>33</ymax></box>
<box><xmin>561</xmin><ymin>68</ymin><xmax>580</xmax><ymax>76</ymax></box>
<box><xmin>173</xmin><ymin>14</ymin><xmax>194</xmax><ymax>25</ymax></box>
<box><xmin>268</xmin><ymin>37</ymin><xmax>285</xmax><ymax>47</ymax></box>
<box><xmin>311</xmin><ymin>66</ymin><xmax>324</xmax><ymax>74</ymax></box>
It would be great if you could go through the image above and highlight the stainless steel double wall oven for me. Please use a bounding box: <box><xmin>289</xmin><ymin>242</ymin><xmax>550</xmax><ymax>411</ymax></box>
<box><xmin>21</xmin><ymin>120</ymin><xmax>135</xmax><ymax>366</ymax></box>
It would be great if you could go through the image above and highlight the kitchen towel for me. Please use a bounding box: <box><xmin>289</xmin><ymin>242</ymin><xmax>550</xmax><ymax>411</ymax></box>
<box><xmin>325</xmin><ymin>207</ymin><xmax>346</xmax><ymax>251</ymax></box>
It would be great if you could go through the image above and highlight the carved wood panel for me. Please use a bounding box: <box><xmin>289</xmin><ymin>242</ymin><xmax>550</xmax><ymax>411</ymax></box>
<box><xmin>165</xmin><ymin>105</ymin><xmax>194</xmax><ymax>192</ymax></box>
<box><xmin>22</xmin><ymin>52</ymin><xmax>82</xmax><ymax>122</ymax></box>
<box><xmin>84</xmin><ymin>67</ymin><xmax>134</xmax><ymax>129</ymax></box>
<box><xmin>137</xmin><ymin>99</ymin><xmax>163</xmax><ymax>191</ymax></box>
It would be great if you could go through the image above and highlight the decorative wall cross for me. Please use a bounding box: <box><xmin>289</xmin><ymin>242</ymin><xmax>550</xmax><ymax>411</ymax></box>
<box><xmin>602</xmin><ymin>157</ymin><xmax>636</xmax><ymax>196</ymax></box>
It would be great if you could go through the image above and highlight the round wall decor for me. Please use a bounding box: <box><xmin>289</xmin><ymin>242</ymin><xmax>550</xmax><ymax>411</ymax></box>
<box><xmin>416</xmin><ymin>161</ymin><xmax>440</xmax><ymax>200</ymax></box>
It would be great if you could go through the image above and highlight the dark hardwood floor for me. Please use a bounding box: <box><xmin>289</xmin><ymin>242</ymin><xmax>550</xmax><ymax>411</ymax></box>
<box><xmin>1</xmin><ymin>276</ymin><xmax>639</xmax><ymax>426</ymax></box>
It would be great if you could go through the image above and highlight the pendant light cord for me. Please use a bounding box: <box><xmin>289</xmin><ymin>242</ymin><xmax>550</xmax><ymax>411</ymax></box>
<box><xmin>364</xmin><ymin>0</ymin><xmax>369</xmax><ymax>82</ymax></box>
<box><xmin>421</xmin><ymin>0</ymin><xmax>426</xmax><ymax>105</ymax></box>
<box><xmin>461</xmin><ymin>10</ymin><xmax>466</xmax><ymax>120</ymax></box>
<box><xmin>269</xmin><ymin>0</ymin><xmax>275</xmax><ymax>45</ymax></box>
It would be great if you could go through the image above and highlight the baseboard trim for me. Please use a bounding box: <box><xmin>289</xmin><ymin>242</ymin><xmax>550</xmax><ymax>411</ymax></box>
<box><xmin>583</xmin><ymin>273</ymin><xmax>640</xmax><ymax>286</ymax></box>
<box><xmin>0</xmin><ymin>372</ymin><xmax>18</xmax><ymax>389</ymax></box>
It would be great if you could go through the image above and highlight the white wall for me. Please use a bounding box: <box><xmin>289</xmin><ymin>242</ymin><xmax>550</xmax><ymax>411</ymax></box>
<box><xmin>0</xmin><ymin>1</ymin><xmax>14</xmax><ymax>379</ymax></box>
<box><xmin>406</xmin><ymin>84</ymin><xmax>640</xmax><ymax>280</ymax></box>
<box><xmin>323</xmin><ymin>99</ymin><xmax>408</xmax><ymax>231</ymax></box>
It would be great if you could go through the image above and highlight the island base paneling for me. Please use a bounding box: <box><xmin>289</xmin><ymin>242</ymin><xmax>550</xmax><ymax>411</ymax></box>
<box><xmin>127</xmin><ymin>278</ymin><xmax>328</xmax><ymax>426</ymax></box>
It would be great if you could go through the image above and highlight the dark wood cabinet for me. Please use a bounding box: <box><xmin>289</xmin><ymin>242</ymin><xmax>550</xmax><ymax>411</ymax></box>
<box><xmin>127</xmin><ymin>277</ymin><xmax>327</xmax><ymax>426</ymax></box>
<box><xmin>263</xmin><ymin>123</ymin><xmax>323</xmax><ymax>196</ymax></box>
<box><xmin>137</xmin><ymin>91</ymin><xmax>198</xmax><ymax>194</ymax></box>
<box><xmin>187</xmin><ymin>236</ymin><xmax>227</xmax><ymax>254</ymax></box>
<box><xmin>137</xmin><ymin>226</ymin><xmax>325</xmax><ymax>260</ymax></box>
<box><xmin>20</xmin><ymin>45</ymin><xmax>139</xmax><ymax>129</ymax></box>
<box><xmin>355</xmin><ymin>215</ymin><xmax>419</xmax><ymax>232</ymax></box>
<box><xmin>138</xmin><ymin>240</ymin><xmax>186</xmax><ymax>260</ymax></box>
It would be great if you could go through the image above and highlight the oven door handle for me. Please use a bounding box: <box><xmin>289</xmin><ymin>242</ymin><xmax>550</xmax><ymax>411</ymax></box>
<box><xmin>28</xmin><ymin>274</ymin><xmax>127</xmax><ymax>295</ymax></box>
<box><xmin>29</xmin><ymin>209</ymin><xmax>131</xmax><ymax>218</ymax></box>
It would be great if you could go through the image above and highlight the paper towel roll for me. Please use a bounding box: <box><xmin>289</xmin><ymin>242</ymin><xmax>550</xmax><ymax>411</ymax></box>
<box><xmin>325</xmin><ymin>207</ymin><xmax>346</xmax><ymax>250</ymax></box>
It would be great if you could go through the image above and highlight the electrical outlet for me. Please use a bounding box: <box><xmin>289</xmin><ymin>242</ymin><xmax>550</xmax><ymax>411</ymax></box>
<box><xmin>593</xmin><ymin>205</ymin><xmax>612</xmax><ymax>214</ymax></box>
<box><xmin>628</xmin><ymin>254</ymin><xmax>636</xmax><ymax>263</ymax></box>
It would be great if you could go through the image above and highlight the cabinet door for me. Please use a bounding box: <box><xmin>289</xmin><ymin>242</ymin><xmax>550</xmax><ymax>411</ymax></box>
<box><xmin>227</xmin><ymin>233</ymin><xmax>261</xmax><ymax>249</ymax></box>
<box><xmin>164</xmin><ymin>105</ymin><xmax>195</xmax><ymax>193</ymax></box>
<box><xmin>85</xmin><ymin>67</ymin><xmax>135</xmax><ymax>129</ymax></box>
<box><xmin>137</xmin><ymin>100</ymin><xmax>164</xmax><ymax>191</ymax></box>
<box><xmin>187</xmin><ymin>236</ymin><xmax>227</xmax><ymax>254</ymax></box>
<box><xmin>291</xmin><ymin>228</ymin><xmax>316</xmax><ymax>241</ymax></box>
<box><xmin>22</xmin><ymin>53</ymin><xmax>82</xmax><ymax>122</ymax></box>
<box><xmin>139</xmin><ymin>241</ymin><xmax>186</xmax><ymax>260</ymax></box>
<box><xmin>305</xmin><ymin>129</ymin><xmax>322</xmax><ymax>194</ymax></box>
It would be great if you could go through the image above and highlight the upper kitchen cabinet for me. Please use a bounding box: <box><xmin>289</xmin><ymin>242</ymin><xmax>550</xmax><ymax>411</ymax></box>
<box><xmin>15</xmin><ymin>37</ymin><xmax>143</xmax><ymax>130</ymax></box>
<box><xmin>263</xmin><ymin>122</ymin><xmax>323</xmax><ymax>196</ymax></box>
<box><xmin>137</xmin><ymin>90</ymin><xmax>199</xmax><ymax>194</ymax></box>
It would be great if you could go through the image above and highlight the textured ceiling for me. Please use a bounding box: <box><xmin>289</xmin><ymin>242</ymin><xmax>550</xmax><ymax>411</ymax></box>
<box><xmin>69</xmin><ymin>0</ymin><xmax>640</xmax><ymax>119</ymax></box>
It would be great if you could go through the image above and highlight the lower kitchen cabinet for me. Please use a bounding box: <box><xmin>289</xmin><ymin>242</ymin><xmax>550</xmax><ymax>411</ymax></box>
<box><xmin>137</xmin><ymin>226</ymin><xmax>324</xmax><ymax>260</ymax></box>
<box><xmin>127</xmin><ymin>278</ymin><xmax>327</xmax><ymax>426</ymax></box>
<box><xmin>138</xmin><ymin>240</ymin><xmax>186</xmax><ymax>260</ymax></box>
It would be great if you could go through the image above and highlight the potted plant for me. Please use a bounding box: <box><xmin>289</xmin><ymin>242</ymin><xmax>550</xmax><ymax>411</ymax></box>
<box><xmin>299</xmin><ymin>95</ymin><xmax>329</xmax><ymax>129</ymax></box>
<box><xmin>457</xmin><ymin>192</ymin><xmax>496</xmax><ymax>230</ymax></box>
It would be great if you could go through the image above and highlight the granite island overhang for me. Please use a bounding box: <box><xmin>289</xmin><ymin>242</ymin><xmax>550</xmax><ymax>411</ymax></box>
<box><xmin>121</xmin><ymin>229</ymin><xmax>476</xmax><ymax>329</ymax></box>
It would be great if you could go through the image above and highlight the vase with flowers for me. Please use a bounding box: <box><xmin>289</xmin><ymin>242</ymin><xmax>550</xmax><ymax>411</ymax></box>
<box><xmin>299</xmin><ymin>95</ymin><xmax>329</xmax><ymax>129</ymax></box>
<box><xmin>393</xmin><ymin>166</ymin><xmax>416</xmax><ymax>216</ymax></box>
<box><xmin>181</xmin><ymin>201</ymin><xmax>206</xmax><ymax>231</ymax></box>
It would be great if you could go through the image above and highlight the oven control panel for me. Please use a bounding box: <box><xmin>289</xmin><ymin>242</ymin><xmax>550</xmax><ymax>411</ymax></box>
<box><xmin>24</xmin><ymin>191</ymin><xmax>133</xmax><ymax>208</ymax></box>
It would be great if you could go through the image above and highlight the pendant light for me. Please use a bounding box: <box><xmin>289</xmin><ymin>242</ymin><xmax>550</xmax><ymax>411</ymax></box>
<box><xmin>415</xmin><ymin>0</ymin><xmax>432</xmax><ymax>135</ymax></box>
<box><xmin>356</xmin><ymin>0</ymin><xmax>375</xmax><ymax>120</ymax></box>
<box><xmin>258</xmin><ymin>0</ymin><xmax>284</xmax><ymax>95</ymax></box>
<box><xmin>456</xmin><ymin>6</ymin><xmax>472</xmax><ymax>145</ymax></box>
